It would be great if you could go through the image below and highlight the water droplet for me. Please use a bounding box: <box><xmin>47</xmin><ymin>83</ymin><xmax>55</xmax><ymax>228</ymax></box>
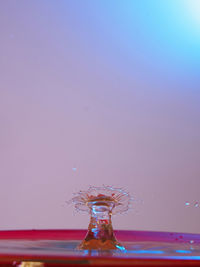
<box><xmin>185</xmin><ymin>202</ymin><xmax>190</xmax><ymax>206</ymax></box>
<box><xmin>72</xmin><ymin>167</ymin><xmax>77</xmax><ymax>172</ymax></box>
<box><xmin>194</xmin><ymin>202</ymin><xmax>199</xmax><ymax>207</ymax></box>
<box><xmin>190</xmin><ymin>240</ymin><xmax>194</xmax><ymax>244</ymax></box>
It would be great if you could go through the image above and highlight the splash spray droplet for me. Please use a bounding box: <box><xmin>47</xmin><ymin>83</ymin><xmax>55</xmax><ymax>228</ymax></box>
<box><xmin>185</xmin><ymin>202</ymin><xmax>190</xmax><ymax>206</ymax></box>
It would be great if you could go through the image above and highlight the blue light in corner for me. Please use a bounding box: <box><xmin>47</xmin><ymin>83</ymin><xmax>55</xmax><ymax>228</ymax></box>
<box><xmin>183</xmin><ymin>0</ymin><xmax>200</xmax><ymax>29</ymax></box>
<box><xmin>110</xmin><ymin>0</ymin><xmax>200</xmax><ymax>67</ymax></box>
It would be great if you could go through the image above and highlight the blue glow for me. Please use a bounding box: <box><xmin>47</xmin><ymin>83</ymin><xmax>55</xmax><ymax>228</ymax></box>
<box><xmin>167</xmin><ymin>256</ymin><xmax>200</xmax><ymax>260</ymax></box>
<box><xmin>182</xmin><ymin>0</ymin><xmax>200</xmax><ymax>31</ymax></box>
<box><xmin>91</xmin><ymin>228</ymin><xmax>99</xmax><ymax>238</ymax></box>
<box><xmin>176</xmin><ymin>250</ymin><xmax>192</xmax><ymax>254</ymax></box>
<box><xmin>116</xmin><ymin>244</ymin><xmax>126</xmax><ymax>252</ymax></box>
<box><xmin>57</xmin><ymin>0</ymin><xmax>200</xmax><ymax>81</ymax></box>
<box><xmin>127</xmin><ymin>250</ymin><xmax>164</xmax><ymax>254</ymax></box>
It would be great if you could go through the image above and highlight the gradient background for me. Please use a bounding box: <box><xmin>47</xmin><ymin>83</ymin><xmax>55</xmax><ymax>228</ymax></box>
<box><xmin>0</xmin><ymin>0</ymin><xmax>200</xmax><ymax>233</ymax></box>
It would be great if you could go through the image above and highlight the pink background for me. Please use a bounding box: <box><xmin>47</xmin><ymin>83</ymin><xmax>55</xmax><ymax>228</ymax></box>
<box><xmin>0</xmin><ymin>1</ymin><xmax>200</xmax><ymax>233</ymax></box>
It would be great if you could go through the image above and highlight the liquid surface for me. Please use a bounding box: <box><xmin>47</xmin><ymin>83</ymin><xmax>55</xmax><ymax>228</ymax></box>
<box><xmin>0</xmin><ymin>239</ymin><xmax>199</xmax><ymax>260</ymax></box>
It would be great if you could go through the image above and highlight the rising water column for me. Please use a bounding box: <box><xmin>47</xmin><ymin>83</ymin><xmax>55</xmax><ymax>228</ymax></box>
<box><xmin>70</xmin><ymin>185</ymin><xmax>132</xmax><ymax>250</ymax></box>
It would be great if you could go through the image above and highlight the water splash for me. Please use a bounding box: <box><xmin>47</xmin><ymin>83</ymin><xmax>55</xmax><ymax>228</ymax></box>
<box><xmin>69</xmin><ymin>185</ymin><xmax>132</xmax><ymax>250</ymax></box>
<box><xmin>70</xmin><ymin>185</ymin><xmax>133</xmax><ymax>215</ymax></box>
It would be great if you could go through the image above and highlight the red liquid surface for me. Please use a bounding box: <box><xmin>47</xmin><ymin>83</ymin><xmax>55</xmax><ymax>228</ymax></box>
<box><xmin>0</xmin><ymin>229</ymin><xmax>200</xmax><ymax>266</ymax></box>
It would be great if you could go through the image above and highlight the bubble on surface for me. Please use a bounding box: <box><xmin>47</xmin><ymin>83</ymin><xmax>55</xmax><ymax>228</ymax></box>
<box><xmin>185</xmin><ymin>201</ymin><xmax>200</xmax><ymax>208</ymax></box>
<box><xmin>185</xmin><ymin>201</ymin><xmax>190</xmax><ymax>206</ymax></box>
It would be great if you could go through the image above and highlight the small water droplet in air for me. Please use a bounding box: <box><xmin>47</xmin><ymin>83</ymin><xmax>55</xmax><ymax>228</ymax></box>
<box><xmin>194</xmin><ymin>202</ymin><xmax>199</xmax><ymax>207</ymax></box>
<box><xmin>185</xmin><ymin>202</ymin><xmax>190</xmax><ymax>206</ymax></box>
<box><xmin>190</xmin><ymin>240</ymin><xmax>194</xmax><ymax>244</ymax></box>
<box><xmin>72</xmin><ymin>167</ymin><xmax>77</xmax><ymax>172</ymax></box>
